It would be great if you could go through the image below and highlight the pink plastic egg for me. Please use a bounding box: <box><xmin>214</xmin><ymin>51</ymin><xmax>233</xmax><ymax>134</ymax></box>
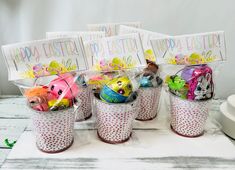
<box><xmin>48</xmin><ymin>74</ymin><xmax>79</xmax><ymax>100</ymax></box>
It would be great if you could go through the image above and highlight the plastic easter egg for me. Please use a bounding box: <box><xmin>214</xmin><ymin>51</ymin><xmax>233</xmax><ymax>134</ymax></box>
<box><xmin>100</xmin><ymin>85</ymin><xmax>128</xmax><ymax>103</ymax></box>
<box><xmin>106</xmin><ymin>76</ymin><xmax>132</xmax><ymax>97</ymax></box>
<box><xmin>100</xmin><ymin>76</ymin><xmax>133</xmax><ymax>103</ymax></box>
<box><xmin>48</xmin><ymin>74</ymin><xmax>79</xmax><ymax>100</ymax></box>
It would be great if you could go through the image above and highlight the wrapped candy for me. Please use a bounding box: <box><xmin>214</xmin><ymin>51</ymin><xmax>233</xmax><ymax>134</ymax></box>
<box><xmin>166</xmin><ymin>64</ymin><xmax>214</xmax><ymax>101</ymax></box>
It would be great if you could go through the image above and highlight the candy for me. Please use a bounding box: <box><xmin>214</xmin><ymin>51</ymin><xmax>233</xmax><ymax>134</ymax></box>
<box><xmin>182</xmin><ymin>65</ymin><xmax>213</xmax><ymax>100</ymax></box>
<box><xmin>140</xmin><ymin>76</ymin><xmax>153</xmax><ymax>87</ymax></box>
<box><xmin>48</xmin><ymin>74</ymin><xmax>79</xmax><ymax>100</ymax></box>
<box><xmin>144</xmin><ymin>49</ymin><xmax>156</xmax><ymax>62</ymax></box>
<box><xmin>188</xmin><ymin>53</ymin><xmax>205</xmax><ymax>65</ymax></box>
<box><xmin>100</xmin><ymin>76</ymin><xmax>133</xmax><ymax>103</ymax></box>
<box><xmin>48</xmin><ymin>99</ymin><xmax>70</xmax><ymax>111</ymax></box>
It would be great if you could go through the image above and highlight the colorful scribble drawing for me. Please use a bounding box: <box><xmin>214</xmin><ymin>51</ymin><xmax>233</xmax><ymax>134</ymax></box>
<box><xmin>167</xmin><ymin>51</ymin><xmax>217</xmax><ymax>65</ymax></box>
<box><xmin>94</xmin><ymin>56</ymin><xmax>137</xmax><ymax>71</ymax></box>
<box><xmin>21</xmin><ymin>60</ymin><xmax>77</xmax><ymax>78</ymax></box>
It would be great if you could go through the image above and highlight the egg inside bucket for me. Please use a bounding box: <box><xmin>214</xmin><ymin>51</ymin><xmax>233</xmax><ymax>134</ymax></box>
<box><xmin>100</xmin><ymin>76</ymin><xmax>133</xmax><ymax>103</ymax></box>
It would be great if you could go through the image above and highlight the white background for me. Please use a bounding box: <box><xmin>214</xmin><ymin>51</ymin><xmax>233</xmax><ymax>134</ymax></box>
<box><xmin>0</xmin><ymin>0</ymin><xmax>234</xmax><ymax>98</ymax></box>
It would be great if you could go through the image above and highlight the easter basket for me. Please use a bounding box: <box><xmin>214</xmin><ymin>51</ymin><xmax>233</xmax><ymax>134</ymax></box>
<box><xmin>31</xmin><ymin>106</ymin><xmax>75</xmax><ymax>153</ymax></box>
<box><xmin>169</xmin><ymin>93</ymin><xmax>211</xmax><ymax>137</ymax></box>
<box><xmin>75</xmin><ymin>86</ymin><xmax>92</xmax><ymax>121</ymax></box>
<box><xmin>15</xmin><ymin>73</ymin><xmax>83</xmax><ymax>152</ymax></box>
<box><xmin>94</xmin><ymin>93</ymin><xmax>140</xmax><ymax>144</ymax></box>
<box><xmin>136</xmin><ymin>86</ymin><xmax>162</xmax><ymax>121</ymax></box>
<box><xmin>166</xmin><ymin>64</ymin><xmax>214</xmax><ymax>137</ymax></box>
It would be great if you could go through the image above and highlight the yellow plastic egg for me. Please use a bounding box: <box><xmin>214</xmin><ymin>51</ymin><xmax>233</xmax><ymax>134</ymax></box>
<box><xmin>106</xmin><ymin>76</ymin><xmax>133</xmax><ymax>97</ymax></box>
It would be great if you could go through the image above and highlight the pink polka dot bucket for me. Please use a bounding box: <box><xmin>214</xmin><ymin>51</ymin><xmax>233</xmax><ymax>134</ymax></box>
<box><xmin>75</xmin><ymin>87</ymin><xmax>92</xmax><ymax>121</ymax></box>
<box><xmin>94</xmin><ymin>94</ymin><xmax>140</xmax><ymax>144</ymax></box>
<box><xmin>32</xmin><ymin>107</ymin><xmax>75</xmax><ymax>153</ymax></box>
<box><xmin>136</xmin><ymin>86</ymin><xmax>162</xmax><ymax>121</ymax></box>
<box><xmin>170</xmin><ymin>93</ymin><xmax>211</xmax><ymax>137</ymax></box>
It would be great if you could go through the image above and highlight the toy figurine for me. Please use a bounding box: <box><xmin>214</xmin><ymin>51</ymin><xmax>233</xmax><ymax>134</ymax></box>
<box><xmin>25</xmin><ymin>86</ymin><xmax>49</xmax><ymax>111</ymax></box>
<box><xmin>140</xmin><ymin>60</ymin><xmax>162</xmax><ymax>87</ymax></box>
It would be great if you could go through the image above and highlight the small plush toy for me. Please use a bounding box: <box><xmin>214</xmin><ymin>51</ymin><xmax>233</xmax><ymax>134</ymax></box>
<box><xmin>25</xmin><ymin>86</ymin><xmax>49</xmax><ymax>111</ymax></box>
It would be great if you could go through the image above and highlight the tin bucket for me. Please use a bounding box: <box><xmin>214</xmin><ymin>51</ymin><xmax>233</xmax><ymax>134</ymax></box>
<box><xmin>170</xmin><ymin>93</ymin><xmax>210</xmax><ymax>137</ymax></box>
<box><xmin>136</xmin><ymin>86</ymin><xmax>162</xmax><ymax>121</ymax></box>
<box><xmin>75</xmin><ymin>87</ymin><xmax>92</xmax><ymax>121</ymax></box>
<box><xmin>94</xmin><ymin>94</ymin><xmax>139</xmax><ymax>144</ymax></box>
<box><xmin>32</xmin><ymin>107</ymin><xmax>75</xmax><ymax>153</ymax></box>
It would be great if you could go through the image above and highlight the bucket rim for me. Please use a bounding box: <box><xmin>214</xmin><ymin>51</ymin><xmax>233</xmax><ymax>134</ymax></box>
<box><xmin>139</xmin><ymin>85</ymin><xmax>162</xmax><ymax>90</ymax></box>
<box><xmin>169</xmin><ymin>91</ymin><xmax>212</xmax><ymax>103</ymax></box>
<box><xmin>94</xmin><ymin>93</ymin><xmax>139</xmax><ymax>106</ymax></box>
<box><xmin>27</xmin><ymin>102</ymin><xmax>76</xmax><ymax>114</ymax></box>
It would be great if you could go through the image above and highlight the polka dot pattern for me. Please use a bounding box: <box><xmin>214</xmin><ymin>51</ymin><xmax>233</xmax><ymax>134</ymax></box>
<box><xmin>32</xmin><ymin>107</ymin><xmax>75</xmax><ymax>153</ymax></box>
<box><xmin>75</xmin><ymin>87</ymin><xmax>92</xmax><ymax>121</ymax></box>
<box><xmin>137</xmin><ymin>87</ymin><xmax>162</xmax><ymax>121</ymax></box>
<box><xmin>95</xmin><ymin>96</ymin><xmax>140</xmax><ymax>143</ymax></box>
<box><xmin>170</xmin><ymin>94</ymin><xmax>210</xmax><ymax>137</ymax></box>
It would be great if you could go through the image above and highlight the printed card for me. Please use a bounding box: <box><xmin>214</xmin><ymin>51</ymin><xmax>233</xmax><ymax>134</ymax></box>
<box><xmin>2</xmin><ymin>38</ymin><xmax>88</xmax><ymax>81</ymax></box>
<box><xmin>46</xmin><ymin>31</ymin><xmax>105</xmax><ymax>42</ymax></box>
<box><xmin>87</xmin><ymin>22</ymin><xmax>141</xmax><ymax>36</ymax></box>
<box><xmin>119</xmin><ymin>25</ymin><xmax>168</xmax><ymax>62</ymax></box>
<box><xmin>150</xmin><ymin>31</ymin><xmax>226</xmax><ymax>65</ymax></box>
<box><xmin>83</xmin><ymin>33</ymin><xmax>146</xmax><ymax>71</ymax></box>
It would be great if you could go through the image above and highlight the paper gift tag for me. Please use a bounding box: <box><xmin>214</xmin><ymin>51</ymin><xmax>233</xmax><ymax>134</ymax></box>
<box><xmin>46</xmin><ymin>31</ymin><xmax>105</xmax><ymax>42</ymax></box>
<box><xmin>119</xmin><ymin>25</ymin><xmax>168</xmax><ymax>62</ymax></box>
<box><xmin>150</xmin><ymin>31</ymin><xmax>226</xmax><ymax>65</ymax></box>
<box><xmin>83</xmin><ymin>33</ymin><xmax>146</xmax><ymax>71</ymax></box>
<box><xmin>87</xmin><ymin>22</ymin><xmax>141</xmax><ymax>36</ymax></box>
<box><xmin>2</xmin><ymin>38</ymin><xmax>88</xmax><ymax>81</ymax></box>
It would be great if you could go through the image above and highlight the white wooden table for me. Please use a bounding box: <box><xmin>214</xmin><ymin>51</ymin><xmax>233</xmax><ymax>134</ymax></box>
<box><xmin>0</xmin><ymin>94</ymin><xmax>235</xmax><ymax>170</ymax></box>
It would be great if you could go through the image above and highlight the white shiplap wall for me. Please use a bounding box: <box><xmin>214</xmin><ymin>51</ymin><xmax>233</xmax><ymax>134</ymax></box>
<box><xmin>0</xmin><ymin>0</ymin><xmax>235</xmax><ymax>97</ymax></box>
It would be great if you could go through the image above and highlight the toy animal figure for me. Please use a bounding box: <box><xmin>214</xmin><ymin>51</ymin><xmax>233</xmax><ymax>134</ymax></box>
<box><xmin>48</xmin><ymin>74</ymin><xmax>79</xmax><ymax>100</ymax></box>
<box><xmin>140</xmin><ymin>60</ymin><xmax>162</xmax><ymax>87</ymax></box>
<box><xmin>25</xmin><ymin>86</ymin><xmax>49</xmax><ymax>111</ymax></box>
<box><xmin>166</xmin><ymin>75</ymin><xmax>188</xmax><ymax>99</ymax></box>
